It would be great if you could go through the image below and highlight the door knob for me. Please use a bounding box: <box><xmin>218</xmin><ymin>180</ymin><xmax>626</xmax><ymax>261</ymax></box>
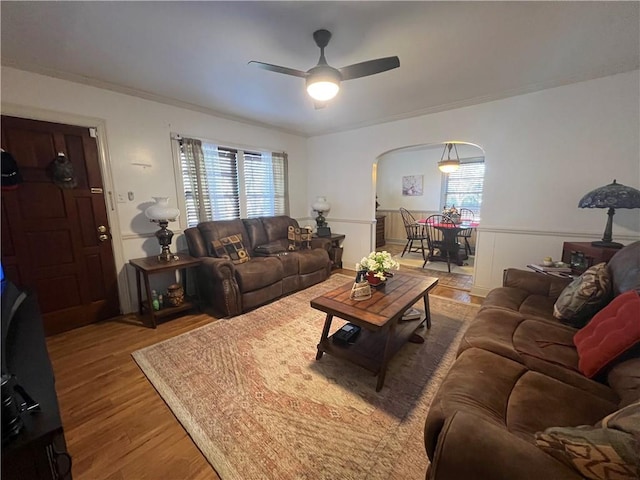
<box><xmin>97</xmin><ymin>225</ymin><xmax>107</xmax><ymax>233</ymax></box>
<box><xmin>98</xmin><ymin>234</ymin><xmax>109</xmax><ymax>242</ymax></box>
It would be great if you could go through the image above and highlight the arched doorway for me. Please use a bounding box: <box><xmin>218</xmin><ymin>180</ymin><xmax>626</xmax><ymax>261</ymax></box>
<box><xmin>374</xmin><ymin>142</ymin><xmax>485</xmax><ymax>291</ymax></box>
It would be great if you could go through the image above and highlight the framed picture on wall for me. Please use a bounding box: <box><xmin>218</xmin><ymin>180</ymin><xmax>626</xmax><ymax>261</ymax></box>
<box><xmin>402</xmin><ymin>175</ymin><xmax>423</xmax><ymax>196</ymax></box>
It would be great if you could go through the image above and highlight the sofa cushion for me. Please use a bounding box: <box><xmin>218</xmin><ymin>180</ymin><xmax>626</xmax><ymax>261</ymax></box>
<box><xmin>424</xmin><ymin>348</ymin><xmax>618</xmax><ymax>459</ymax></box>
<box><xmin>607</xmin><ymin>241</ymin><xmax>640</xmax><ymax>296</ymax></box>
<box><xmin>574</xmin><ymin>290</ymin><xmax>640</xmax><ymax>378</ymax></box>
<box><xmin>234</xmin><ymin>257</ymin><xmax>283</xmax><ymax>292</ymax></box>
<box><xmin>608</xmin><ymin>358</ymin><xmax>640</xmax><ymax>408</ymax></box>
<box><xmin>535</xmin><ymin>402</ymin><xmax>640</xmax><ymax>480</ymax></box>
<box><xmin>458</xmin><ymin>309</ymin><xmax>617</xmax><ymax>401</ymax></box>
<box><xmin>211</xmin><ymin>234</ymin><xmax>251</xmax><ymax>264</ymax></box>
<box><xmin>554</xmin><ymin>262</ymin><xmax>612</xmax><ymax>328</ymax></box>
<box><xmin>287</xmin><ymin>225</ymin><xmax>312</xmax><ymax>250</ymax></box>
<box><xmin>481</xmin><ymin>287</ymin><xmax>558</xmax><ymax>323</ymax></box>
<box><xmin>242</xmin><ymin>217</ymin><xmax>268</xmax><ymax>252</ymax></box>
<box><xmin>198</xmin><ymin>219</ymin><xmax>249</xmax><ymax>252</ymax></box>
<box><xmin>295</xmin><ymin>249</ymin><xmax>329</xmax><ymax>275</ymax></box>
<box><xmin>261</xmin><ymin>215</ymin><xmax>296</xmax><ymax>243</ymax></box>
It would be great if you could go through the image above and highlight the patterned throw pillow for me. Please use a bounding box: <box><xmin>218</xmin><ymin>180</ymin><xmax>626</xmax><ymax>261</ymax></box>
<box><xmin>211</xmin><ymin>234</ymin><xmax>250</xmax><ymax>264</ymax></box>
<box><xmin>535</xmin><ymin>402</ymin><xmax>640</xmax><ymax>480</ymax></box>
<box><xmin>287</xmin><ymin>225</ymin><xmax>312</xmax><ymax>251</ymax></box>
<box><xmin>553</xmin><ymin>263</ymin><xmax>612</xmax><ymax>328</ymax></box>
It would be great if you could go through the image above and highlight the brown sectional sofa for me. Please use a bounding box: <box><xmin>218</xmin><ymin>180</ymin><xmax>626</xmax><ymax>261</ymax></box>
<box><xmin>424</xmin><ymin>241</ymin><xmax>640</xmax><ymax>479</ymax></box>
<box><xmin>185</xmin><ymin>215</ymin><xmax>331</xmax><ymax>317</ymax></box>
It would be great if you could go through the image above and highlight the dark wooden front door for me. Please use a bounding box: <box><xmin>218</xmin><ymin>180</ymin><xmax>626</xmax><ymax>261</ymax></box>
<box><xmin>1</xmin><ymin>115</ymin><xmax>120</xmax><ymax>335</ymax></box>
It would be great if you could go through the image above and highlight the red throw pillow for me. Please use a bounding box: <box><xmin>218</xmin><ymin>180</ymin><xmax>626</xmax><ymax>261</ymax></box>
<box><xmin>574</xmin><ymin>291</ymin><xmax>640</xmax><ymax>378</ymax></box>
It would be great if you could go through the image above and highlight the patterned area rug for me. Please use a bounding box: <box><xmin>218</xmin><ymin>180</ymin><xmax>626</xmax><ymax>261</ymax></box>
<box><xmin>133</xmin><ymin>274</ymin><xmax>479</xmax><ymax>480</ymax></box>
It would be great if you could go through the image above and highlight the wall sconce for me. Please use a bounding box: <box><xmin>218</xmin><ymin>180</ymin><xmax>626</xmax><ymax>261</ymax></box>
<box><xmin>578</xmin><ymin>179</ymin><xmax>640</xmax><ymax>248</ymax></box>
<box><xmin>438</xmin><ymin>143</ymin><xmax>460</xmax><ymax>173</ymax></box>
<box><xmin>145</xmin><ymin>197</ymin><xmax>181</xmax><ymax>261</ymax></box>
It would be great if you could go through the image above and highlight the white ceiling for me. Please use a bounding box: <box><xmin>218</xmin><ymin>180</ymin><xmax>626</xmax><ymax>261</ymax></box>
<box><xmin>1</xmin><ymin>1</ymin><xmax>638</xmax><ymax>137</ymax></box>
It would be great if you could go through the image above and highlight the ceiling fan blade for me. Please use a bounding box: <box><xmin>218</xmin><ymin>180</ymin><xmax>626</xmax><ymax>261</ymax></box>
<box><xmin>339</xmin><ymin>56</ymin><xmax>400</xmax><ymax>81</ymax></box>
<box><xmin>248</xmin><ymin>61</ymin><xmax>307</xmax><ymax>78</ymax></box>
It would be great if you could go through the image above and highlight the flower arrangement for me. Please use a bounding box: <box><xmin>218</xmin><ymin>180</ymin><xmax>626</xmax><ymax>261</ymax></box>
<box><xmin>442</xmin><ymin>205</ymin><xmax>459</xmax><ymax>217</ymax></box>
<box><xmin>356</xmin><ymin>251</ymin><xmax>400</xmax><ymax>280</ymax></box>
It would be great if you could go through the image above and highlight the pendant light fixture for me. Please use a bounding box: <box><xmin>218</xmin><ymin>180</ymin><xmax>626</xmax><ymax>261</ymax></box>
<box><xmin>438</xmin><ymin>143</ymin><xmax>461</xmax><ymax>173</ymax></box>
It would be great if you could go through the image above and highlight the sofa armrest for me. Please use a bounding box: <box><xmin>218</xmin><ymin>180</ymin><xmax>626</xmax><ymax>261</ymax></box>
<box><xmin>199</xmin><ymin>256</ymin><xmax>235</xmax><ymax>280</ymax></box>
<box><xmin>503</xmin><ymin>268</ymin><xmax>572</xmax><ymax>298</ymax></box>
<box><xmin>311</xmin><ymin>237</ymin><xmax>332</xmax><ymax>252</ymax></box>
<box><xmin>428</xmin><ymin>411</ymin><xmax>581</xmax><ymax>480</ymax></box>
<box><xmin>197</xmin><ymin>257</ymin><xmax>242</xmax><ymax>316</ymax></box>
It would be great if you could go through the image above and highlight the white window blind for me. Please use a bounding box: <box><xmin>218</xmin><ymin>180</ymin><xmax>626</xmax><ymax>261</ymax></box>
<box><xmin>443</xmin><ymin>161</ymin><xmax>485</xmax><ymax>219</ymax></box>
<box><xmin>179</xmin><ymin>137</ymin><xmax>288</xmax><ymax>227</ymax></box>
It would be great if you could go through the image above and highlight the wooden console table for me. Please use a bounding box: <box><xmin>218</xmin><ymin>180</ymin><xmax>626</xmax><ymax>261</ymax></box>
<box><xmin>129</xmin><ymin>254</ymin><xmax>201</xmax><ymax>328</ymax></box>
<box><xmin>561</xmin><ymin>242</ymin><xmax>619</xmax><ymax>275</ymax></box>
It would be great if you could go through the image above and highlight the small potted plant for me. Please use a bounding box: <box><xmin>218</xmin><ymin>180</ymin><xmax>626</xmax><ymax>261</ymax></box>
<box><xmin>357</xmin><ymin>251</ymin><xmax>400</xmax><ymax>285</ymax></box>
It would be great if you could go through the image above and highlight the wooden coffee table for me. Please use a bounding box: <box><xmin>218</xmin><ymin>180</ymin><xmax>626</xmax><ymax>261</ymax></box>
<box><xmin>311</xmin><ymin>273</ymin><xmax>439</xmax><ymax>391</ymax></box>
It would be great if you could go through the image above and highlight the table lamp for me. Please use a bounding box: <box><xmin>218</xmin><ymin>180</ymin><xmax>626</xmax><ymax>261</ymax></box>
<box><xmin>578</xmin><ymin>179</ymin><xmax>640</xmax><ymax>248</ymax></box>
<box><xmin>145</xmin><ymin>197</ymin><xmax>181</xmax><ymax>261</ymax></box>
<box><xmin>312</xmin><ymin>196</ymin><xmax>331</xmax><ymax>237</ymax></box>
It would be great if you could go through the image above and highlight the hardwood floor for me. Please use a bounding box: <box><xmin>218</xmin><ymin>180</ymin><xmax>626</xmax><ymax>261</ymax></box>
<box><xmin>45</xmin><ymin>274</ymin><xmax>482</xmax><ymax>479</ymax></box>
<box><xmin>46</xmin><ymin>314</ymin><xmax>222</xmax><ymax>480</ymax></box>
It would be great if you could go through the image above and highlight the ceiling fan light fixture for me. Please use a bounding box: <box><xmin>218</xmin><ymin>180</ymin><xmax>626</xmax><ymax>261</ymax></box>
<box><xmin>306</xmin><ymin>67</ymin><xmax>341</xmax><ymax>101</ymax></box>
<box><xmin>438</xmin><ymin>143</ymin><xmax>461</xmax><ymax>173</ymax></box>
<box><xmin>307</xmin><ymin>81</ymin><xmax>340</xmax><ymax>101</ymax></box>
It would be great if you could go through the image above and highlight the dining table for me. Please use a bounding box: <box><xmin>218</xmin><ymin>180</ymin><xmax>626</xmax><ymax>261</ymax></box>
<box><xmin>416</xmin><ymin>218</ymin><xmax>479</xmax><ymax>266</ymax></box>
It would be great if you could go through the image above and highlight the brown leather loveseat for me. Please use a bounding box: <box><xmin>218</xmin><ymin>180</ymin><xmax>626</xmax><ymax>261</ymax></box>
<box><xmin>185</xmin><ymin>215</ymin><xmax>331</xmax><ymax>317</ymax></box>
<box><xmin>424</xmin><ymin>241</ymin><xmax>640</xmax><ymax>479</ymax></box>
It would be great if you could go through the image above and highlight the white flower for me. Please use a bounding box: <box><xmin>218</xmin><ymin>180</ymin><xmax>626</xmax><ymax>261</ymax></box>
<box><xmin>358</xmin><ymin>251</ymin><xmax>399</xmax><ymax>278</ymax></box>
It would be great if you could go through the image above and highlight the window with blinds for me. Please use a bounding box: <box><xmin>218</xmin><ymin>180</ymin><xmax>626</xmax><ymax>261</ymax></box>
<box><xmin>179</xmin><ymin>138</ymin><xmax>288</xmax><ymax>227</ymax></box>
<box><xmin>442</xmin><ymin>160</ymin><xmax>485</xmax><ymax>219</ymax></box>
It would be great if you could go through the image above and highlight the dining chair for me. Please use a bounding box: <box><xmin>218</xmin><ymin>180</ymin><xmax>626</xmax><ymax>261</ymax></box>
<box><xmin>457</xmin><ymin>208</ymin><xmax>475</xmax><ymax>255</ymax></box>
<box><xmin>423</xmin><ymin>214</ymin><xmax>458</xmax><ymax>272</ymax></box>
<box><xmin>399</xmin><ymin>208</ymin><xmax>428</xmax><ymax>260</ymax></box>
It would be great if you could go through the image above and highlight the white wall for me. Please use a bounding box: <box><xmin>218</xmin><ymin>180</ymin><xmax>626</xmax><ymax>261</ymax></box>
<box><xmin>1</xmin><ymin>67</ymin><xmax>309</xmax><ymax>313</ymax></box>
<box><xmin>377</xmin><ymin>147</ymin><xmax>442</xmax><ymax>212</ymax></box>
<box><xmin>307</xmin><ymin>70</ymin><xmax>640</xmax><ymax>295</ymax></box>
<box><xmin>377</xmin><ymin>143</ymin><xmax>485</xmax><ymax>212</ymax></box>
<box><xmin>3</xmin><ymin>68</ymin><xmax>639</xmax><ymax>305</ymax></box>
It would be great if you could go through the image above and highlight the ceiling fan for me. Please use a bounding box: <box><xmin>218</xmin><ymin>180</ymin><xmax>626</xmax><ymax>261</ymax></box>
<box><xmin>249</xmin><ymin>29</ymin><xmax>400</xmax><ymax>107</ymax></box>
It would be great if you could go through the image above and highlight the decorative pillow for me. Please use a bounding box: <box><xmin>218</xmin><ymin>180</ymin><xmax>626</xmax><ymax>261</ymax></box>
<box><xmin>573</xmin><ymin>290</ymin><xmax>640</xmax><ymax>378</ymax></box>
<box><xmin>535</xmin><ymin>402</ymin><xmax>640</xmax><ymax>480</ymax></box>
<box><xmin>553</xmin><ymin>262</ymin><xmax>612</xmax><ymax>328</ymax></box>
<box><xmin>287</xmin><ymin>225</ymin><xmax>312</xmax><ymax>251</ymax></box>
<box><xmin>211</xmin><ymin>234</ymin><xmax>250</xmax><ymax>264</ymax></box>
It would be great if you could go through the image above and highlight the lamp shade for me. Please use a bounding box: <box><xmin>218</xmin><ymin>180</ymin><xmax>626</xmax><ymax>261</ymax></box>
<box><xmin>578</xmin><ymin>180</ymin><xmax>640</xmax><ymax>249</ymax></box>
<box><xmin>312</xmin><ymin>196</ymin><xmax>331</xmax><ymax>212</ymax></box>
<box><xmin>578</xmin><ymin>179</ymin><xmax>640</xmax><ymax>209</ymax></box>
<box><xmin>438</xmin><ymin>143</ymin><xmax>460</xmax><ymax>173</ymax></box>
<box><xmin>144</xmin><ymin>197</ymin><xmax>180</xmax><ymax>222</ymax></box>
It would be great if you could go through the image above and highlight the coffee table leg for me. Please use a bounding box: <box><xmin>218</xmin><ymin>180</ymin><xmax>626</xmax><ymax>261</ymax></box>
<box><xmin>376</xmin><ymin>323</ymin><xmax>397</xmax><ymax>391</ymax></box>
<box><xmin>423</xmin><ymin>293</ymin><xmax>432</xmax><ymax>329</ymax></box>
<box><xmin>316</xmin><ymin>314</ymin><xmax>333</xmax><ymax>360</ymax></box>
